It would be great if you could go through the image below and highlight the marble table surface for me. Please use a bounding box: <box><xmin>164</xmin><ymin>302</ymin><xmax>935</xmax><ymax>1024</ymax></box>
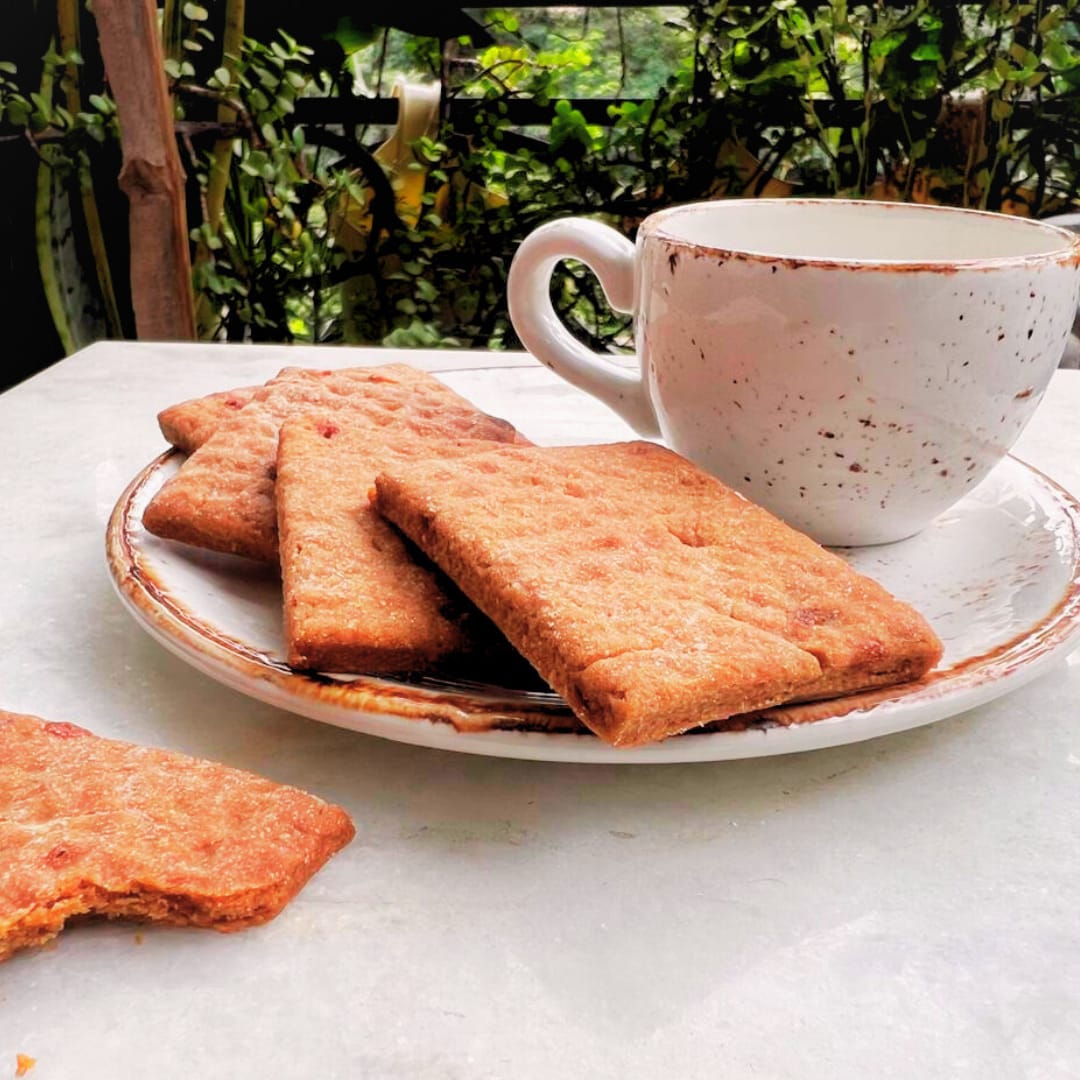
<box><xmin>2</xmin><ymin>341</ymin><xmax>1079</xmax><ymax>1079</ymax></box>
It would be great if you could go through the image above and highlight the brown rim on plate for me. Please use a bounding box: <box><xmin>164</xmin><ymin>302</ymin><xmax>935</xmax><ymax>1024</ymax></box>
<box><xmin>105</xmin><ymin>444</ymin><xmax>1080</xmax><ymax>757</ymax></box>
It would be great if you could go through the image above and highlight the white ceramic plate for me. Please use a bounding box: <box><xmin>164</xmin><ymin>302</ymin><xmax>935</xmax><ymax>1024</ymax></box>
<box><xmin>106</xmin><ymin>365</ymin><xmax>1080</xmax><ymax>763</ymax></box>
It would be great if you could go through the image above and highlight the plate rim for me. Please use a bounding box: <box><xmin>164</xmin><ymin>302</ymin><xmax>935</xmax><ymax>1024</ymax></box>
<box><xmin>105</xmin><ymin>404</ymin><xmax>1080</xmax><ymax>765</ymax></box>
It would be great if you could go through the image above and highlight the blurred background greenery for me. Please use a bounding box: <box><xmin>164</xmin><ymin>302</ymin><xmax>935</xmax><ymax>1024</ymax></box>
<box><xmin>1</xmin><ymin>2</ymin><xmax>1078</xmax><ymax>389</ymax></box>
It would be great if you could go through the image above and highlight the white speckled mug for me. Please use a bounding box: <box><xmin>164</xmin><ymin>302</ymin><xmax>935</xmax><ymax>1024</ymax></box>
<box><xmin>507</xmin><ymin>199</ymin><xmax>1080</xmax><ymax>545</ymax></box>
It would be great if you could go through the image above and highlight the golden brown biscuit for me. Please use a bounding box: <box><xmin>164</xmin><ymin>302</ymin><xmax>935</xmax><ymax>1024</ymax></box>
<box><xmin>158</xmin><ymin>385</ymin><xmax>262</xmax><ymax>454</ymax></box>
<box><xmin>0</xmin><ymin>710</ymin><xmax>354</xmax><ymax>962</ymax></box>
<box><xmin>373</xmin><ymin>441</ymin><xmax>944</xmax><ymax>747</ymax></box>
<box><xmin>143</xmin><ymin>364</ymin><xmax>519</xmax><ymax>563</ymax></box>
<box><xmin>277</xmin><ymin>411</ymin><xmax>523</xmax><ymax>672</ymax></box>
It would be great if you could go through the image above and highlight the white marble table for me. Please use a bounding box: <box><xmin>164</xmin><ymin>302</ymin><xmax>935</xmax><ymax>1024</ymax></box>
<box><xmin>3</xmin><ymin>341</ymin><xmax>1080</xmax><ymax>1079</ymax></box>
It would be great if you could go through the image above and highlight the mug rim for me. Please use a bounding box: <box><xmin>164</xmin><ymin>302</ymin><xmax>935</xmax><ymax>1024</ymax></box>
<box><xmin>640</xmin><ymin>197</ymin><xmax>1080</xmax><ymax>272</ymax></box>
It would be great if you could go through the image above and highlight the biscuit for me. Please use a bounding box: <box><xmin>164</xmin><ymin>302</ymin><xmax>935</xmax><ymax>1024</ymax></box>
<box><xmin>158</xmin><ymin>385</ymin><xmax>261</xmax><ymax>454</ymax></box>
<box><xmin>373</xmin><ymin>441</ymin><xmax>944</xmax><ymax>747</ymax></box>
<box><xmin>0</xmin><ymin>710</ymin><xmax>354</xmax><ymax>962</ymax></box>
<box><xmin>277</xmin><ymin>411</ymin><xmax>523</xmax><ymax>672</ymax></box>
<box><xmin>143</xmin><ymin>365</ymin><xmax>519</xmax><ymax>563</ymax></box>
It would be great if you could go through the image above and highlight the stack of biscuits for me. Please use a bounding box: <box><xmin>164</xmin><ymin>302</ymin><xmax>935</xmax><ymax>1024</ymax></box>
<box><xmin>146</xmin><ymin>364</ymin><xmax>943</xmax><ymax>749</ymax></box>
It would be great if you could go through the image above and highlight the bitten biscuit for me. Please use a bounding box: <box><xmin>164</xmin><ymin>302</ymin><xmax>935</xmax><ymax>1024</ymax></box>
<box><xmin>143</xmin><ymin>365</ymin><xmax>519</xmax><ymax>563</ymax></box>
<box><xmin>276</xmin><ymin>410</ymin><xmax>523</xmax><ymax>673</ymax></box>
<box><xmin>0</xmin><ymin>710</ymin><xmax>354</xmax><ymax>962</ymax></box>
<box><xmin>158</xmin><ymin>385</ymin><xmax>262</xmax><ymax>454</ymax></box>
<box><xmin>373</xmin><ymin>441</ymin><xmax>944</xmax><ymax>748</ymax></box>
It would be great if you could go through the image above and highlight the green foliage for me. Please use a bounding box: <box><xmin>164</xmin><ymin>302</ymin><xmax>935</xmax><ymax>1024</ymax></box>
<box><xmin>0</xmin><ymin>45</ymin><xmax>114</xmax><ymax>166</ymax></box>
<box><xmin>325</xmin><ymin>2</ymin><xmax>1080</xmax><ymax>351</ymax></box>
<box><xmin>0</xmin><ymin>3</ymin><xmax>1078</xmax><ymax>352</ymax></box>
<box><xmin>185</xmin><ymin>30</ymin><xmax>346</xmax><ymax>341</ymax></box>
<box><xmin>676</xmin><ymin>1</ymin><xmax>1080</xmax><ymax>205</ymax></box>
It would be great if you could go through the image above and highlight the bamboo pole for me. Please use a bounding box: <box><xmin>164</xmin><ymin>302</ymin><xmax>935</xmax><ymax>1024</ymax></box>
<box><xmin>205</xmin><ymin>0</ymin><xmax>244</xmax><ymax>235</ymax></box>
<box><xmin>194</xmin><ymin>0</ymin><xmax>246</xmax><ymax>336</ymax></box>
<box><xmin>58</xmin><ymin>0</ymin><xmax>123</xmax><ymax>337</ymax></box>
<box><xmin>92</xmin><ymin>0</ymin><xmax>196</xmax><ymax>340</ymax></box>
<box><xmin>160</xmin><ymin>0</ymin><xmax>183</xmax><ymax>65</ymax></box>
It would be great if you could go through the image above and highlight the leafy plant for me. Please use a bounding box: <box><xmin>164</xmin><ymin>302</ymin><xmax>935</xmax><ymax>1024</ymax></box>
<box><xmin>0</xmin><ymin>32</ymin><xmax>122</xmax><ymax>352</ymax></box>
<box><xmin>0</xmin><ymin>2</ymin><xmax>1077</xmax><ymax>360</ymax></box>
<box><xmin>182</xmin><ymin>30</ymin><xmax>349</xmax><ymax>341</ymax></box>
<box><xmin>314</xmin><ymin>2</ymin><xmax>1080</xmax><ymax>353</ymax></box>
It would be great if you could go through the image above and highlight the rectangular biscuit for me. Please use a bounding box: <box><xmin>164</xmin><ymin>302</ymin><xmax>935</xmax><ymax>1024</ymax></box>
<box><xmin>276</xmin><ymin>411</ymin><xmax>525</xmax><ymax>672</ymax></box>
<box><xmin>0</xmin><ymin>710</ymin><xmax>354</xmax><ymax>962</ymax></box>
<box><xmin>372</xmin><ymin>441</ymin><xmax>944</xmax><ymax>747</ymax></box>
<box><xmin>158</xmin><ymin>385</ymin><xmax>262</xmax><ymax>454</ymax></box>
<box><xmin>142</xmin><ymin>364</ymin><xmax>522</xmax><ymax>563</ymax></box>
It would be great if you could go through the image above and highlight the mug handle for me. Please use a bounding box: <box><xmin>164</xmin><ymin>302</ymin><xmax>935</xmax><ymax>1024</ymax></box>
<box><xmin>507</xmin><ymin>218</ymin><xmax>660</xmax><ymax>436</ymax></box>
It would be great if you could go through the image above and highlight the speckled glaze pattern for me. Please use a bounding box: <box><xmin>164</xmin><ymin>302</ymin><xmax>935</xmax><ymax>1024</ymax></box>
<box><xmin>509</xmin><ymin>199</ymin><xmax>1080</xmax><ymax>545</ymax></box>
<box><xmin>641</xmin><ymin>231</ymin><xmax>1079</xmax><ymax>544</ymax></box>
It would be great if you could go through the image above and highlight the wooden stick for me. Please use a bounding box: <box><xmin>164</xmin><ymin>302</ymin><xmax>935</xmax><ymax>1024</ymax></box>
<box><xmin>92</xmin><ymin>0</ymin><xmax>195</xmax><ymax>340</ymax></box>
<box><xmin>205</xmin><ymin>0</ymin><xmax>245</xmax><ymax>236</ymax></box>
<box><xmin>194</xmin><ymin>0</ymin><xmax>246</xmax><ymax>337</ymax></box>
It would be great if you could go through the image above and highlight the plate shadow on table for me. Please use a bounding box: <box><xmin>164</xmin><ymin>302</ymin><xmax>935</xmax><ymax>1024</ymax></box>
<box><xmin>127</xmin><ymin>631</ymin><xmax>1002</xmax><ymax>839</ymax></box>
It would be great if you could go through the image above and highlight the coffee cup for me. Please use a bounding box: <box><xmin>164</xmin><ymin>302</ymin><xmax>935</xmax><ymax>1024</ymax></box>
<box><xmin>507</xmin><ymin>198</ymin><xmax>1080</xmax><ymax>545</ymax></box>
